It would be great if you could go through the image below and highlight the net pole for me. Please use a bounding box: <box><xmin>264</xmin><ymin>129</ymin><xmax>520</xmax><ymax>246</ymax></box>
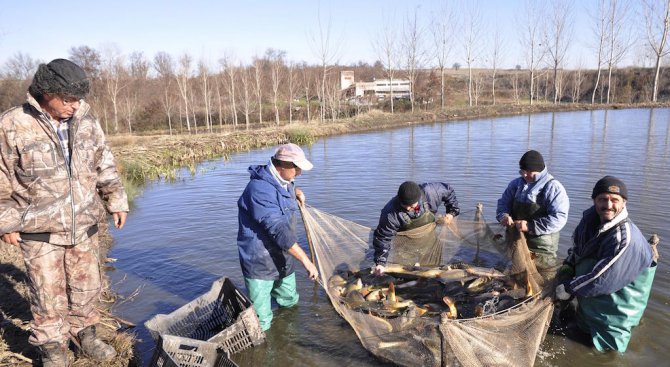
<box><xmin>298</xmin><ymin>202</ymin><xmax>317</xmax><ymax>266</ymax></box>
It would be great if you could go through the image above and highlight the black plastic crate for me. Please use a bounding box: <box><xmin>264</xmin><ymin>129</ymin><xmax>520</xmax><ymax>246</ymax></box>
<box><xmin>146</xmin><ymin>277</ymin><xmax>265</xmax><ymax>355</ymax></box>
<box><xmin>149</xmin><ymin>334</ymin><xmax>238</xmax><ymax>367</ymax></box>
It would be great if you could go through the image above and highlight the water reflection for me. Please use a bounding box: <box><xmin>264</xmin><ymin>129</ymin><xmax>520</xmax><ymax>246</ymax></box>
<box><xmin>108</xmin><ymin>108</ymin><xmax>670</xmax><ymax>367</ymax></box>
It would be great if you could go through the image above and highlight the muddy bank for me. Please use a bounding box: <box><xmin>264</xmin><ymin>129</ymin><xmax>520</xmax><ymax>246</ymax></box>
<box><xmin>0</xmin><ymin>223</ymin><xmax>137</xmax><ymax>366</ymax></box>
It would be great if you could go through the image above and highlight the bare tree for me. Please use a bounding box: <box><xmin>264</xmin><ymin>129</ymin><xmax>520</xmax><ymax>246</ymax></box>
<box><xmin>309</xmin><ymin>8</ymin><xmax>341</xmax><ymax>122</ymax></box>
<box><xmin>239</xmin><ymin>63</ymin><xmax>252</xmax><ymax>129</ymax></box>
<box><xmin>473</xmin><ymin>75</ymin><xmax>484</xmax><ymax>106</ymax></box>
<box><xmin>129</xmin><ymin>51</ymin><xmax>149</xmax><ymax>80</ymax></box>
<box><xmin>461</xmin><ymin>3</ymin><xmax>483</xmax><ymax>106</ymax></box>
<box><xmin>219</xmin><ymin>54</ymin><xmax>238</xmax><ymax>126</ymax></box>
<box><xmin>545</xmin><ymin>0</ymin><xmax>574</xmax><ymax>104</ymax></box>
<box><xmin>69</xmin><ymin>46</ymin><xmax>102</xmax><ymax>79</ymax></box>
<box><xmin>590</xmin><ymin>0</ymin><xmax>608</xmax><ymax>103</ymax></box>
<box><xmin>175</xmin><ymin>53</ymin><xmax>193</xmax><ymax>133</ymax></box>
<box><xmin>266</xmin><ymin>48</ymin><xmax>286</xmax><ymax>125</ymax></box>
<box><xmin>122</xmin><ymin>51</ymin><xmax>147</xmax><ymax>134</ymax></box>
<box><xmin>287</xmin><ymin>61</ymin><xmax>299</xmax><ymax>124</ymax></box>
<box><xmin>374</xmin><ymin>14</ymin><xmax>400</xmax><ymax>113</ymax></box>
<box><xmin>643</xmin><ymin>0</ymin><xmax>670</xmax><ymax>102</ymax></box>
<box><xmin>153</xmin><ymin>52</ymin><xmax>176</xmax><ymax>135</ymax></box>
<box><xmin>430</xmin><ymin>2</ymin><xmax>456</xmax><ymax>109</ymax></box>
<box><xmin>519</xmin><ymin>0</ymin><xmax>547</xmax><ymax>105</ymax></box>
<box><xmin>69</xmin><ymin>46</ymin><xmax>102</xmax><ymax>116</ymax></box>
<box><xmin>214</xmin><ymin>77</ymin><xmax>224</xmax><ymax>129</ymax></box>
<box><xmin>198</xmin><ymin>59</ymin><xmax>213</xmax><ymax>132</ymax></box>
<box><xmin>512</xmin><ymin>72</ymin><xmax>521</xmax><ymax>104</ymax></box>
<box><xmin>252</xmin><ymin>56</ymin><xmax>265</xmax><ymax>124</ymax></box>
<box><xmin>300</xmin><ymin>63</ymin><xmax>313</xmax><ymax>122</ymax></box>
<box><xmin>604</xmin><ymin>0</ymin><xmax>633</xmax><ymax>103</ymax></box>
<box><xmin>490</xmin><ymin>25</ymin><xmax>505</xmax><ymax>105</ymax></box>
<box><xmin>570</xmin><ymin>58</ymin><xmax>586</xmax><ymax>103</ymax></box>
<box><xmin>100</xmin><ymin>44</ymin><xmax>125</xmax><ymax>133</ymax></box>
<box><xmin>401</xmin><ymin>7</ymin><xmax>426</xmax><ymax>112</ymax></box>
<box><xmin>121</xmin><ymin>89</ymin><xmax>138</xmax><ymax>134</ymax></box>
<box><xmin>3</xmin><ymin>52</ymin><xmax>39</xmax><ymax>79</ymax></box>
<box><xmin>1</xmin><ymin>53</ymin><xmax>39</xmax><ymax>109</ymax></box>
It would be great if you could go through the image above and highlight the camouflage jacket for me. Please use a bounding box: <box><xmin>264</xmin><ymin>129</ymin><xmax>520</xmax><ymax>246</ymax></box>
<box><xmin>0</xmin><ymin>94</ymin><xmax>128</xmax><ymax>245</ymax></box>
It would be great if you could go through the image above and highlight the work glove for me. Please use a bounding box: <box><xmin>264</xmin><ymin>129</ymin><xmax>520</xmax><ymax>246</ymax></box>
<box><xmin>555</xmin><ymin>264</ymin><xmax>575</xmax><ymax>283</ymax></box>
<box><xmin>555</xmin><ymin>283</ymin><xmax>572</xmax><ymax>301</ymax></box>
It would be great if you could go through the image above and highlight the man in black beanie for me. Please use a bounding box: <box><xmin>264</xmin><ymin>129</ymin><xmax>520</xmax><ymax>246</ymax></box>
<box><xmin>555</xmin><ymin>176</ymin><xmax>656</xmax><ymax>353</ymax></box>
<box><xmin>496</xmin><ymin>150</ymin><xmax>570</xmax><ymax>281</ymax></box>
<box><xmin>0</xmin><ymin>59</ymin><xmax>128</xmax><ymax>365</ymax></box>
<box><xmin>372</xmin><ymin>181</ymin><xmax>460</xmax><ymax>275</ymax></box>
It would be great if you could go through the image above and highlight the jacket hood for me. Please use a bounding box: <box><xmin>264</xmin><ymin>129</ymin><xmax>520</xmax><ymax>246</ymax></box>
<box><xmin>248</xmin><ymin>164</ymin><xmax>292</xmax><ymax>196</ymax></box>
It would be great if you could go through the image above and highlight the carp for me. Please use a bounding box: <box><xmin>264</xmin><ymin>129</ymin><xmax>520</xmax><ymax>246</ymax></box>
<box><xmin>327</xmin><ymin>262</ymin><xmax>536</xmax><ymax>320</ymax></box>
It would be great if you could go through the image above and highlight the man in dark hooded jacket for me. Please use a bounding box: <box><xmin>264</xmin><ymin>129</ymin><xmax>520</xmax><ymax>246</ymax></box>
<box><xmin>372</xmin><ymin>181</ymin><xmax>459</xmax><ymax>275</ymax></box>
<box><xmin>237</xmin><ymin>143</ymin><xmax>318</xmax><ymax>331</ymax></box>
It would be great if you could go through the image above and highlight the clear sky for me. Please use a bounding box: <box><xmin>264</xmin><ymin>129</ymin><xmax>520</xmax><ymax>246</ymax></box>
<box><xmin>0</xmin><ymin>0</ymin><xmax>650</xmax><ymax>71</ymax></box>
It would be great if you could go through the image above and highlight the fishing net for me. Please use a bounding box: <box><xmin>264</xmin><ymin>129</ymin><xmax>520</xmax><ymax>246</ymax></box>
<box><xmin>302</xmin><ymin>204</ymin><xmax>554</xmax><ymax>367</ymax></box>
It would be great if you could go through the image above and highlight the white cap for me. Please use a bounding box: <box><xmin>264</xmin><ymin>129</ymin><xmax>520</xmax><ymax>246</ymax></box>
<box><xmin>273</xmin><ymin>143</ymin><xmax>313</xmax><ymax>171</ymax></box>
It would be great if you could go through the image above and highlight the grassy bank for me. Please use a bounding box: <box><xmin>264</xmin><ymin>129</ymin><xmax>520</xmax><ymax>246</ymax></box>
<box><xmin>0</xmin><ymin>102</ymin><xmax>667</xmax><ymax>365</ymax></box>
<box><xmin>109</xmin><ymin>102</ymin><xmax>669</xmax><ymax>195</ymax></box>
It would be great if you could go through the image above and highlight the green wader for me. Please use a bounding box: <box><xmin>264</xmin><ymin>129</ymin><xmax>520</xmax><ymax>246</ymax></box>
<box><xmin>245</xmin><ymin>273</ymin><xmax>299</xmax><ymax>331</ymax></box>
<box><xmin>574</xmin><ymin>257</ymin><xmax>657</xmax><ymax>353</ymax></box>
<box><xmin>391</xmin><ymin>210</ymin><xmax>440</xmax><ymax>266</ymax></box>
<box><xmin>511</xmin><ymin>200</ymin><xmax>560</xmax><ymax>281</ymax></box>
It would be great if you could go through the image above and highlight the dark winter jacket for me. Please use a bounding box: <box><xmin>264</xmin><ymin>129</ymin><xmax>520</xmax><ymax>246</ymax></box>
<box><xmin>372</xmin><ymin>182</ymin><xmax>459</xmax><ymax>265</ymax></box>
<box><xmin>237</xmin><ymin>164</ymin><xmax>299</xmax><ymax>280</ymax></box>
<box><xmin>564</xmin><ymin>206</ymin><xmax>653</xmax><ymax>297</ymax></box>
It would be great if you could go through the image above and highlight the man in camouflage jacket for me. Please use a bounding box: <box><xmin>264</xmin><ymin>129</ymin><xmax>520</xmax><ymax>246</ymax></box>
<box><xmin>0</xmin><ymin>59</ymin><xmax>128</xmax><ymax>365</ymax></box>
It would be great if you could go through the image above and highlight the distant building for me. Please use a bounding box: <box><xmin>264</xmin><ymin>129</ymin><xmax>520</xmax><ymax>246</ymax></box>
<box><xmin>340</xmin><ymin>71</ymin><xmax>355</xmax><ymax>90</ymax></box>
<box><xmin>340</xmin><ymin>71</ymin><xmax>411</xmax><ymax>100</ymax></box>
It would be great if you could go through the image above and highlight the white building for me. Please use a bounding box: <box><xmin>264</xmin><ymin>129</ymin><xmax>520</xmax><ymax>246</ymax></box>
<box><xmin>341</xmin><ymin>71</ymin><xmax>411</xmax><ymax>99</ymax></box>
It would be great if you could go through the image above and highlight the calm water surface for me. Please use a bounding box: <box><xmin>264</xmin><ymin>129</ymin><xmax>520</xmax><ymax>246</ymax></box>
<box><xmin>109</xmin><ymin>108</ymin><xmax>670</xmax><ymax>367</ymax></box>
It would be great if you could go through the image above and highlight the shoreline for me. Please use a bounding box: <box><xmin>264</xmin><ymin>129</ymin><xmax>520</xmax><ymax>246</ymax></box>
<box><xmin>108</xmin><ymin>102</ymin><xmax>670</xmax><ymax>189</ymax></box>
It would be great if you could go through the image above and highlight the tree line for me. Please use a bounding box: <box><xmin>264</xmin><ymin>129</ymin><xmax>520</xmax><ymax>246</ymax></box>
<box><xmin>0</xmin><ymin>0</ymin><xmax>668</xmax><ymax>135</ymax></box>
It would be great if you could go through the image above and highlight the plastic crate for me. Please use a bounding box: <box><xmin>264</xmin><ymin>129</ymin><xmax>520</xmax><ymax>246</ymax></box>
<box><xmin>149</xmin><ymin>335</ymin><xmax>238</xmax><ymax>367</ymax></box>
<box><xmin>145</xmin><ymin>277</ymin><xmax>265</xmax><ymax>355</ymax></box>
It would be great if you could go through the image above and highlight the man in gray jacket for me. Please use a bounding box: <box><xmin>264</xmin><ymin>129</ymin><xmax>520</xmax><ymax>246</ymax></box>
<box><xmin>496</xmin><ymin>150</ymin><xmax>569</xmax><ymax>281</ymax></box>
<box><xmin>0</xmin><ymin>59</ymin><xmax>128</xmax><ymax>366</ymax></box>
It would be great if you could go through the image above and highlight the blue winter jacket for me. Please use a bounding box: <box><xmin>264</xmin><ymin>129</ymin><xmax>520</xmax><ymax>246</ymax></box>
<box><xmin>496</xmin><ymin>168</ymin><xmax>569</xmax><ymax>236</ymax></box>
<box><xmin>237</xmin><ymin>164</ymin><xmax>299</xmax><ymax>280</ymax></box>
<box><xmin>372</xmin><ymin>182</ymin><xmax>459</xmax><ymax>265</ymax></box>
<box><xmin>564</xmin><ymin>206</ymin><xmax>653</xmax><ymax>298</ymax></box>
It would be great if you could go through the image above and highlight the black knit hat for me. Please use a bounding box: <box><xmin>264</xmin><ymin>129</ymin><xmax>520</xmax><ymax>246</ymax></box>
<box><xmin>519</xmin><ymin>150</ymin><xmax>545</xmax><ymax>172</ymax></box>
<box><xmin>28</xmin><ymin>59</ymin><xmax>90</xmax><ymax>99</ymax></box>
<box><xmin>592</xmin><ymin>175</ymin><xmax>628</xmax><ymax>200</ymax></box>
<box><xmin>397</xmin><ymin>181</ymin><xmax>422</xmax><ymax>206</ymax></box>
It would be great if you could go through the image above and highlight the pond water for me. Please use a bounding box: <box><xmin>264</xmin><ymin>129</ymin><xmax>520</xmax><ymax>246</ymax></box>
<box><xmin>109</xmin><ymin>108</ymin><xmax>670</xmax><ymax>367</ymax></box>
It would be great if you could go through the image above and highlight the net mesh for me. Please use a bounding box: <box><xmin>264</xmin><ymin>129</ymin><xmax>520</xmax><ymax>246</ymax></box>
<box><xmin>302</xmin><ymin>204</ymin><xmax>553</xmax><ymax>367</ymax></box>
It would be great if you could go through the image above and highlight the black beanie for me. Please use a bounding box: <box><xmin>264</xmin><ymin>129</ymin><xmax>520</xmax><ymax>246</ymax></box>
<box><xmin>519</xmin><ymin>150</ymin><xmax>545</xmax><ymax>172</ymax></box>
<box><xmin>397</xmin><ymin>181</ymin><xmax>422</xmax><ymax>206</ymax></box>
<box><xmin>592</xmin><ymin>175</ymin><xmax>628</xmax><ymax>200</ymax></box>
<box><xmin>28</xmin><ymin>59</ymin><xmax>90</xmax><ymax>99</ymax></box>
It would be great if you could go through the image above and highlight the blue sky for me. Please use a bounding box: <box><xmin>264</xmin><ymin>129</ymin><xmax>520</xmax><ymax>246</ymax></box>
<box><xmin>0</xmin><ymin>1</ymin><xmax>650</xmax><ymax>70</ymax></box>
